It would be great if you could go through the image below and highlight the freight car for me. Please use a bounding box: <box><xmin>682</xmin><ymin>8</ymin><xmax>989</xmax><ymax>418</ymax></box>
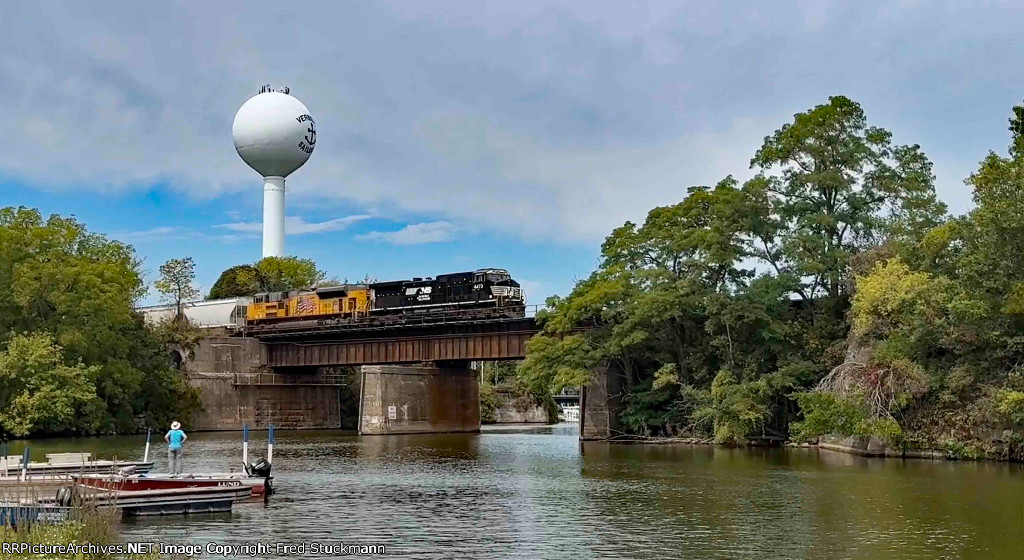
<box><xmin>245</xmin><ymin>268</ymin><xmax>524</xmax><ymax>328</ymax></box>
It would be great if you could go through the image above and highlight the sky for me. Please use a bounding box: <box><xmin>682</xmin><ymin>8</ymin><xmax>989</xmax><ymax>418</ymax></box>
<box><xmin>2</xmin><ymin>1</ymin><xmax>1024</xmax><ymax>305</ymax></box>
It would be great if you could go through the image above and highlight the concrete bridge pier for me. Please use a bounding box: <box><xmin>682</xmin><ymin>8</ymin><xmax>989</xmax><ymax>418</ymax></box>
<box><xmin>357</xmin><ymin>362</ymin><xmax>481</xmax><ymax>435</ymax></box>
<box><xmin>580</xmin><ymin>363</ymin><xmax>625</xmax><ymax>440</ymax></box>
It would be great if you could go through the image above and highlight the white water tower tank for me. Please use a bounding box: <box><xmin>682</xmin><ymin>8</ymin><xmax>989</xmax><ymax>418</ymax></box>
<box><xmin>232</xmin><ymin>86</ymin><xmax>316</xmax><ymax>257</ymax></box>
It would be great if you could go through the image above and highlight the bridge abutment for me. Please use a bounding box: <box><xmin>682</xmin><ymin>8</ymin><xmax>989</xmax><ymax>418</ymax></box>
<box><xmin>358</xmin><ymin>364</ymin><xmax>481</xmax><ymax>435</ymax></box>
<box><xmin>186</xmin><ymin>337</ymin><xmax>357</xmax><ymax>431</ymax></box>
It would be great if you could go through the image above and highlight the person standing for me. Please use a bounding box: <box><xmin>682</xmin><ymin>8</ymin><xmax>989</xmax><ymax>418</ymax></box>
<box><xmin>164</xmin><ymin>421</ymin><xmax>187</xmax><ymax>477</ymax></box>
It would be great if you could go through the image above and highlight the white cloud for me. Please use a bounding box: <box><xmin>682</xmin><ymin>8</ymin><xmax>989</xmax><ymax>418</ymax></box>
<box><xmin>1</xmin><ymin>1</ymin><xmax>1020</xmax><ymax>244</ymax></box>
<box><xmin>121</xmin><ymin>226</ymin><xmax>181</xmax><ymax>240</ymax></box>
<box><xmin>214</xmin><ymin>215</ymin><xmax>370</xmax><ymax>235</ymax></box>
<box><xmin>115</xmin><ymin>226</ymin><xmax>244</xmax><ymax>244</ymax></box>
<box><xmin>358</xmin><ymin>222</ymin><xmax>457</xmax><ymax>245</ymax></box>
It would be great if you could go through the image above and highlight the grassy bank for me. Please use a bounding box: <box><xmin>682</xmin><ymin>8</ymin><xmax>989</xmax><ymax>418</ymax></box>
<box><xmin>0</xmin><ymin>487</ymin><xmax>163</xmax><ymax>560</ymax></box>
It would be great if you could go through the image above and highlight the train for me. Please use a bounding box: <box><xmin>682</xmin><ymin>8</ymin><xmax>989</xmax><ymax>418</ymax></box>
<box><xmin>245</xmin><ymin>268</ymin><xmax>524</xmax><ymax>328</ymax></box>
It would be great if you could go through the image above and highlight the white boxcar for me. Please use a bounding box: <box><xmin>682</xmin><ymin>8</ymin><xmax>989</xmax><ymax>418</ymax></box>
<box><xmin>139</xmin><ymin>297</ymin><xmax>251</xmax><ymax>329</ymax></box>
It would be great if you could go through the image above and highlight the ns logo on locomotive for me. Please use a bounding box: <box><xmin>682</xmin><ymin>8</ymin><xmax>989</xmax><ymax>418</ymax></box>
<box><xmin>245</xmin><ymin>268</ymin><xmax>524</xmax><ymax>328</ymax></box>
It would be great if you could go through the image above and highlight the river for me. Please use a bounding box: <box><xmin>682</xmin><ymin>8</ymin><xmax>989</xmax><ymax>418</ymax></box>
<box><xmin>6</xmin><ymin>425</ymin><xmax>1024</xmax><ymax>559</ymax></box>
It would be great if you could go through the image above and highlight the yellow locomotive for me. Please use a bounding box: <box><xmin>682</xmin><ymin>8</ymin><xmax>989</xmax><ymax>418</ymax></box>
<box><xmin>246</xmin><ymin>285</ymin><xmax>371</xmax><ymax>323</ymax></box>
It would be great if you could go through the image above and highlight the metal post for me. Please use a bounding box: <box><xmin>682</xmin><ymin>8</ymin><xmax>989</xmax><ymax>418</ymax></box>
<box><xmin>243</xmin><ymin>424</ymin><xmax>249</xmax><ymax>467</ymax></box>
<box><xmin>20</xmin><ymin>447</ymin><xmax>29</xmax><ymax>482</ymax></box>
<box><xmin>267</xmin><ymin>424</ymin><xmax>275</xmax><ymax>465</ymax></box>
<box><xmin>1</xmin><ymin>442</ymin><xmax>6</xmax><ymax>477</ymax></box>
<box><xmin>143</xmin><ymin>428</ymin><xmax>151</xmax><ymax>463</ymax></box>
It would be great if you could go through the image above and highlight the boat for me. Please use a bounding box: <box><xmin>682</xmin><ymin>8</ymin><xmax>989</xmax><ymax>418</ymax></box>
<box><xmin>558</xmin><ymin>404</ymin><xmax>580</xmax><ymax>422</ymax></box>
<box><xmin>74</xmin><ymin>472</ymin><xmax>271</xmax><ymax>498</ymax></box>
<box><xmin>73</xmin><ymin>455</ymin><xmax>273</xmax><ymax>498</ymax></box>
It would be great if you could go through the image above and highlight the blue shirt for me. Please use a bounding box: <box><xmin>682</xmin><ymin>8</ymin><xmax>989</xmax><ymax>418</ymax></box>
<box><xmin>166</xmin><ymin>429</ymin><xmax>186</xmax><ymax>450</ymax></box>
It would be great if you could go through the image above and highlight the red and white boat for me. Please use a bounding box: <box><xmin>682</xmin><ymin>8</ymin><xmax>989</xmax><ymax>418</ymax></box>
<box><xmin>74</xmin><ymin>471</ymin><xmax>271</xmax><ymax>498</ymax></box>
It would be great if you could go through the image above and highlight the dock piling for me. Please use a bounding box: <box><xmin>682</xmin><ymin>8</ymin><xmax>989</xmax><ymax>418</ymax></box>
<box><xmin>144</xmin><ymin>428</ymin><xmax>151</xmax><ymax>463</ymax></box>
<box><xmin>20</xmin><ymin>447</ymin><xmax>29</xmax><ymax>482</ymax></box>
<box><xmin>267</xmin><ymin>424</ymin><xmax>275</xmax><ymax>465</ymax></box>
<box><xmin>243</xmin><ymin>424</ymin><xmax>249</xmax><ymax>467</ymax></box>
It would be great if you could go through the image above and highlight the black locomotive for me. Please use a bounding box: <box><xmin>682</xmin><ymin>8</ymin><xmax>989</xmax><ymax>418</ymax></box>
<box><xmin>371</xmin><ymin>268</ymin><xmax>524</xmax><ymax>313</ymax></box>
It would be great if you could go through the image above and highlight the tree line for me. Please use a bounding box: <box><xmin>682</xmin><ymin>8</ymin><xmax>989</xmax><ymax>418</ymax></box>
<box><xmin>0</xmin><ymin>207</ymin><xmax>346</xmax><ymax>438</ymax></box>
<box><xmin>520</xmin><ymin>96</ymin><xmax>1024</xmax><ymax>460</ymax></box>
<box><xmin>0</xmin><ymin>208</ymin><xmax>200</xmax><ymax>438</ymax></box>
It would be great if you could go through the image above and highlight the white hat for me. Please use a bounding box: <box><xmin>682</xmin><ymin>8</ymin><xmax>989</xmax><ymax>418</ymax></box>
<box><xmin>170</xmin><ymin>421</ymin><xmax>181</xmax><ymax>430</ymax></box>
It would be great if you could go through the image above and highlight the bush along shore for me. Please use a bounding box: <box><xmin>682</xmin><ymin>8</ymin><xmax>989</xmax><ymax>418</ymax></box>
<box><xmin>518</xmin><ymin>96</ymin><xmax>1024</xmax><ymax>462</ymax></box>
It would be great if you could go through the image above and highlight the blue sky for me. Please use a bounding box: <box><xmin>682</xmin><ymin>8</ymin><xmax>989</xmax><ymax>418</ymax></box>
<box><xmin>2</xmin><ymin>1</ymin><xmax>1024</xmax><ymax>305</ymax></box>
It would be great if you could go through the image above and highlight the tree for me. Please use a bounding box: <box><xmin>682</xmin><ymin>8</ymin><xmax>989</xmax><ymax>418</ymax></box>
<box><xmin>207</xmin><ymin>257</ymin><xmax>325</xmax><ymax>298</ymax></box>
<box><xmin>953</xmin><ymin>113</ymin><xmax>1024</xmax><ymax>307</ymax></box>
<box><xmin>791</xmin><ymin>102</ymin><xmax>1024</xmax><ymax>458</ymax></box>
<box><xmin>254</xmin><ymin>256</ymin><xmax>325</xmax><ymax>292</ymax></box>
<box><xmin>518</xmin><ymin>96</ymin><xmax>946</xmax><ymax>443</ymax></box>
<box><xmin>208</xmin><ymin>264</ymin><xmax>260</xmax><ymax>299</ymax></box>
<box><xmin>0</xmin><ymin>333</ymin><xmax>106</xmax><ymax>437</ymax></box>
<box><xmin>0</xmin><ymin>207</ymin><xmax>199</xmax><ymax>435</ymax></box>
<box><xmin>154</xmin><ymin>257</ymin><xmax>200</xmax><ymax>320</ymax></box>
<box><xmin>521</xmin><ymin>178</ymin><xmax>802</xmax><ymax>439</ymax></box>
<box><xmin>749</xmin><ymin>95</ymin><xmax>946</xmax><ymax>300</ymax></box>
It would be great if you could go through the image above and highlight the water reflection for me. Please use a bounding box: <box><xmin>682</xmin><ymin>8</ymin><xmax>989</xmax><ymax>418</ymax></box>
<box><xmin>7</xmin><ymin>426</ymin><xmax>1024</xmax><ymax>559</ymax></box>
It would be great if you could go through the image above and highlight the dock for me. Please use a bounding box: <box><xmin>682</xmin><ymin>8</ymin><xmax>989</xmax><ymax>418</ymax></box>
<box><xmin>77</xmin><ymin>485</ymin><xmax>254</xmax><ymax>516</ymax></box>
<box><xmin>1</xmin><ymin>452</ymin><xmax>152</xmax><ymax>477</ymax></box>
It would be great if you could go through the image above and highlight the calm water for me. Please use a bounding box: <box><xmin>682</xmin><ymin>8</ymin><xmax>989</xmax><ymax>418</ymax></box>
<box><xmin>7</xmin><ymin>425</ymin><xmax>1024</xmax><ymax>559</ymax></box>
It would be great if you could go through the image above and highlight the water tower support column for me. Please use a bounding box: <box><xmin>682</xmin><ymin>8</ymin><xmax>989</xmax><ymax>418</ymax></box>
<box><xmin>262</xmin><ymin>176</ymin><xmax>286</xmax><ymax>257</ymax></box>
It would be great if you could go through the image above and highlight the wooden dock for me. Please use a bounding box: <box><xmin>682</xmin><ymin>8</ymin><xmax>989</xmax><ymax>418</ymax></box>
<box><xmin>1</xmin><ymin>453</ymin><xmax>153</xmax><ymax>477</ymax></box>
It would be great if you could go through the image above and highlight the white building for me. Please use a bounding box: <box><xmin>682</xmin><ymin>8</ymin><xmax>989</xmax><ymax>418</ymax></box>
<box><xmin>138</xmin><ymin>297</ymin><xmax>251</xmax><ymax>329</ymax></box>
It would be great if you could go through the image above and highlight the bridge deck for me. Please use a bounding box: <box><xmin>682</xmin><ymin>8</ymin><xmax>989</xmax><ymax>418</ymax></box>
<box><xmin>257</xmin><ymin>317</ymin><xmax>541</xmax><ymax>367</ymax></box>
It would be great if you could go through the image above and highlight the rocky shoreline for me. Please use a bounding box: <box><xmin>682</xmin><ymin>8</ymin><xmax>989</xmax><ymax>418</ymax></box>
<box><xmin>603</xmin><ymin>434</ymin><xmax>1016</xmax><ymax>462</ymax></box>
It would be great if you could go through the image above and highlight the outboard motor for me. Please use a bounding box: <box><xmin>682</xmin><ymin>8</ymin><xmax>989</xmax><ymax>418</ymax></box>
<box><xmin>249</xmin><ymin>458</ymin><xmax>272</xmax><ymax>478</ymax></box>
<box><xmin>248</xmin><ymin>458</ymin><xmax>274</xmax><ymax>496</ymax></box>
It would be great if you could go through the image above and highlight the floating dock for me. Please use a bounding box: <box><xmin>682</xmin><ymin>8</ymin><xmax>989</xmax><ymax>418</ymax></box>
<box><xmin>80</xmin><ymin>485</ymin><xmax>254</xmax><ymax>516</ymax></box>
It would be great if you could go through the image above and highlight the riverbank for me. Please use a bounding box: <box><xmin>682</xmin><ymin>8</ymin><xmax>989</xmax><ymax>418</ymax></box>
<box><xmin>600</xmin><ymin>433</ymin><xmax>1024</xmax><ymax>463</ymax></box>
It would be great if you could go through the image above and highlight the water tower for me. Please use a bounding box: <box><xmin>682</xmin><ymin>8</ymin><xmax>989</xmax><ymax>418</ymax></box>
<box><xmin>232</xmin><ymin>86</ymin><xmax>316</xmax><ymax>257</ymax></box>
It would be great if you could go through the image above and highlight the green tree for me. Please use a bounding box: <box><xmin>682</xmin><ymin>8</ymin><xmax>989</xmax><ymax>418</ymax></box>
<box><xmin>207</xmin><ymin>264</ymin><xmax>260</xmax><ymax>299</ymax></box>
<box><xmin>955</xmin><ymin>132</ymin><xmax>1024</xmax><ymax>308</ymax></box>
<box><xmin>792</xmin><ymin>101</ymin><xmax>1024</xmax><ymax>458</ymax></box>
<box><xmin>208</xmin><ymin>257</ymin><xmax>325</xmax><ymax>298</ymax></box>
<box><xmin>519</xmin><ymin>96</ymin><xmax>946</xmax><ymax>442</ymax></box>
<box><xmin>749</xmin><ymin>95</ymin><xmax>946</xmax><ymax>300</ymax></box>
<box><xmin>154</xmin><ymin>257</ymin><xmax>200</xmax><ymax>320</ymax></box>
<box><xmin>521</xmin><ymin>178</ymin><xmax>802</xmax><ymax>438</ymax></box>
<box><xmin>0</xmin><ymin>333</ymin><xmax>106</xmax><ymax>437</ymax></box>
<box><xmin>254</xmin><ymin>256</ymin><xmax>325</xmax><ymax>292</ymax></box>
<box><xmin>0</xmin><ymin>207</ymin><xmax>199</xmax><ymax>435</ymax></box>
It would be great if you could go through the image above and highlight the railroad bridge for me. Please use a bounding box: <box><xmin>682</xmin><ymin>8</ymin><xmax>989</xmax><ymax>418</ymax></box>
<box><xmin>256</xmin><ymin>316</ymin><xmax>540</xmax><ymax>368</ymax></box>
<box><xmin>185</xmin><ymin>313</ymin><xmax>613</xmax><ymax>440</ymax></box>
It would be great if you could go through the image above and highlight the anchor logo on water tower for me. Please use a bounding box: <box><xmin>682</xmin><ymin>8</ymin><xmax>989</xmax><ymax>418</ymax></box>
<box><xmin>304</xmin><ymin>121</ymin><xmax>316</xmax><ymax>146</ymax></box>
